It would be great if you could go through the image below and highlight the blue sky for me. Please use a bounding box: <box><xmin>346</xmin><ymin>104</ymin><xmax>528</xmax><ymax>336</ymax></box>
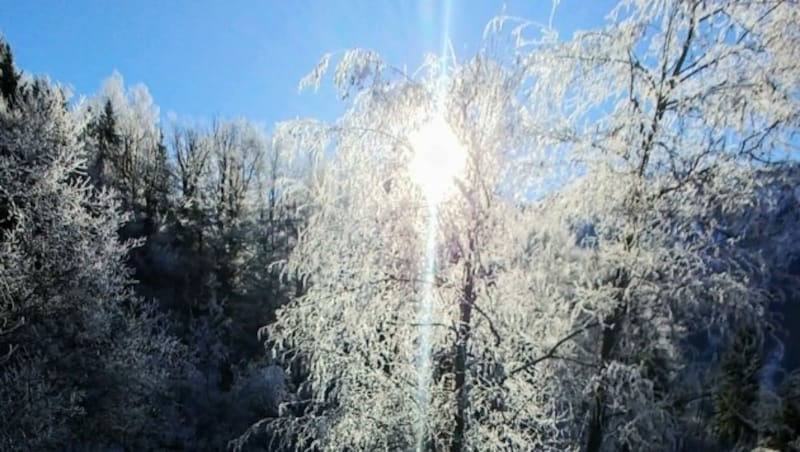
<box><xmin>0</xmin><ymin>0</ymin><xmax>613</xmax><ymax>129</ymax></box>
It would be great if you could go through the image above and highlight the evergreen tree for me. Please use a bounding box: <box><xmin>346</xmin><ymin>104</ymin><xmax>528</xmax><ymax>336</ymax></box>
<box><xmin>774</xmin><ymin>369</ymin><xmax>800</xmax><ymax>450</ymax></box>
<box><xmin>86</xmin><ymin>99</ymin><xmax>120</xmax><ymax>189</ymax></box>
<box><xmin>0</xmin><ymin>58</ymin><xmax>189</xmax><ymax>451</ymax></box>
<box><xmin>712</xmin><ymin>326</ymin><xmax>764</xmax><ymax>448</ymax></box>
<box><xmin>0</xmin><ymin>39</ymin><xmax>20</xmax><ymax>107</ymax></box>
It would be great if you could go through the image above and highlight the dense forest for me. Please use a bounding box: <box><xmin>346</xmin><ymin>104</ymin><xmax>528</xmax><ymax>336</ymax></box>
<box><xmin>1</xmin><ymin>1</ymin><xmax>800</xmax><ymax>451</ymax></box>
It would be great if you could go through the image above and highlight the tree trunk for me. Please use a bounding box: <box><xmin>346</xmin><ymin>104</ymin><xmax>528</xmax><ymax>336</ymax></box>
<box><xmin>585</xmin><ymin>268</ymin><xmax>628</xmax><ymax>452</ymax></box>
<box><xmin>452</xmin><ymin>238</ymin><xmax>476</xmax><ymax>452</ymax></box>
<box><xmin>584</xmin><ymin>316</ymin><xmax>619</xmax><ymax>452</ymax></box>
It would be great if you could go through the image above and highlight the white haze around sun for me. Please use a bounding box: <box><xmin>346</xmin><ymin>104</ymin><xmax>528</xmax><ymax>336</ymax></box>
<box><xmin>408</xmin><ymin>114</ymin><xmax>466</xmax><ymax>203</ymax></box>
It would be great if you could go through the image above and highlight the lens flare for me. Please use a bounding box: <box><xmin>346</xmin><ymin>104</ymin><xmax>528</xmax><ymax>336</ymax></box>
<box><xmin>408</xmin><ymin>114</ymin><xmax>466</xmax><ymax>203</ymax></box>
<box><xmin>409</xmin><ymin>112</ymin><xmax>464</xmax><ymax>450</ymax></box>
<box><xmin>413</xmin><ymin>1</ymin><xmax>455</xmax><ymax>449</ymax></box>
<box><xmin>414</xmin><ymin>201</ymin><xmax>438</xmax><ymax>451</ymax></box>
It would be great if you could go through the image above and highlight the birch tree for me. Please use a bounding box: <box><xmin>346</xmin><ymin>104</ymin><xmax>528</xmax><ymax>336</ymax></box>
<box><xmin>513</xmin><ymin>1</ymin><xmax>800</xmax><ymax>449</ymax></box>
<box><xmin>239</xmin><ymin>1</ymin><xmax>799</xmax><ymax>450</ymax></box>
<box><xmin>240</xmin><ymin>48</ymin><xmax>595</xmax><ymax>452</ymax></box>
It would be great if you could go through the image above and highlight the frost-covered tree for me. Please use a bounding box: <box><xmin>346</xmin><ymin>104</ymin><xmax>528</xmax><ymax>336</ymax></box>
<box><xmin>0</xmin><ymin>54</ymin><xmax>189</xmax><ymax>450</ymax></box>
<box><xmin>83</xmin><ymin>71</ymin><xmax>170</xmax><ymax>231</ymax></box>
<box><xmin>168</xmin><ymin>119</ymin><xmax>272</xmax><ymax>327</ymax></box>
<box><xmin>207</xmin><ymin>119</ymin><xmax>265</xmax><ymax>298</ymax></box>
<box><xmin>240</xmin><ymin>45</ymin><xmax>600</xmax><ymax>452</ymax></box>
<box><xmin>514</xmin><ymin>1</ymin><xmax>799</xmax><ymax>449</ymax></box>
<box><xmin>86</xmin><ymin>99</ymin><xmax>121</xmax><ymax>189</ymax></box>
<box><xmin>241</xmin><ymin>1</ymin><xmax>800</xmax><ymax>451</ymax></box>
<box><xmin>156</xmin><ymin>117</ymin><xmax>302</xmax><ymax>449</ymax></box>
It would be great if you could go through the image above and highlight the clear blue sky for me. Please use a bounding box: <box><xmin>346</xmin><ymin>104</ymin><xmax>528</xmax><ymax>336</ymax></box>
<box><xmin>0</xmin><ymin>0</ymin><xmax>613</xmax><ymax>128</ymax></box>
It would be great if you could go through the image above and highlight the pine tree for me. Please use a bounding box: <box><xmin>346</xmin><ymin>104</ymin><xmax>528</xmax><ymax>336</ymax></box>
<box><xmin>0</xmin><ymin>39</ymin><xmax>20</xmax><ymax>107</ymax></box>
<box><xmin>0</xmin><ymin>38</ymin><xmax>21</xmax><ymax>239</ymax></box>
<box><xmin>86</xmin><ymin>99</ymin><xmax>120</xmax><ymax>189</ymax></box>
<box><xmin>775</xmin><ymin>370</ymin><xmax>800</xmax><ymax>449</ymax></box>
<box><xmin>712</xmin><ymin>326</ymin><xmax>764</xmax><ymax>448</ymax></box>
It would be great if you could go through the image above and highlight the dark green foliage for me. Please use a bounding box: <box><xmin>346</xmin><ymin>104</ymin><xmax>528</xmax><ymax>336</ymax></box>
<box><xmin>86</xmin><ymin>99</ymin><xmax>120</xmax><ymax>190</ymax></box>
<box><xmin>98</xmin><ymin>99</ymin><xmax>120</xmax><ymax>146</ymax></box>
<box><xmin>773</xmin><ymin>370</ymin><xmax>800</xmax><ymax>449</ymax></box>
<box><xmin>0</xmin><ymin>39</ymin><xmax>20</xmax><ymax>107</ymax></box>
<box><xmin>712</xmin><ymin>326</ymin><xmax>763</xmax><ymax>447</ymax></box>
<box><xmin>143</xmin><ymin>128</ymin><xmax>171</xmax><ymax>220</ymax></box>
<box><xmin>0</xmin><ymin>38</ymin><xmax>20</xmax><ymax>239</ymax></box>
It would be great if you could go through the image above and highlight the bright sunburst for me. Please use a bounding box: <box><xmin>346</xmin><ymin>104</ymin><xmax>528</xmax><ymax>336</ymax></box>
<box><xmin>408</xmin><ymin>113</ymin><xmax>466</xmax><ymax>204</ymax></box>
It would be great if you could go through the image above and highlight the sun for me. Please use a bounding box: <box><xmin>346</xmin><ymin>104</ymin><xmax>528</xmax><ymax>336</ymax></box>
<box><xmin>408</xmin><ymin>113</ymin><xmax>466</xmax><ymax>203</ymax></box>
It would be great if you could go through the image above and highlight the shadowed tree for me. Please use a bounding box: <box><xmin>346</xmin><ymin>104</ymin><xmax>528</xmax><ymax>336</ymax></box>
<box><xmin>712</xmin><ymin>326</ymin><xmax>764</xmax><ymax>448</ymax></box>
<box><xmin>0</xmin><ymin>61</ymin><xmax>190</xmax><ymax>450</ymax></box>
<box><xmin>0</xmin><ymin>39</ymin><xmax>20</xmax><ymax>107</ymax></box>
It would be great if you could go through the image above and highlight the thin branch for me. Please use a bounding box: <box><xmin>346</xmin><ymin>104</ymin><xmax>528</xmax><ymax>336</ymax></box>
<box><xmin>0</xmin><ymin>316</ymin><xmax>25</xmax><ymax>337</ymax></box>
<box><xmin>384</xmin><ymin>320</ymin><xmax>458</xmax><ymax>334</ymax></box>
<box><xmin>472</xmin><ymin>302</ymin><xmax>503</xmax><ymax>346</ymax></box>
<box><xmin>549</xmin><ymin>353</ymin><xmax>599</xmax><ymax>369</ymax></box>
<box><xmin>509</xmin><ymin>320</ymin><xmax>598</xmax><ymax>376</ymax></box>
<box><xmin>671</xmin><ymin>391</ymin><xmax>711</xmax><ymax>409</ymax></box>
<box><xmin>0</xmin><ymin>343</ymin><xmax>17</xmax><ymax>366</ymax></box>
<box><xmin>670</xmin><ymin>2</ymin><xmax>700</xmax><ymax>84</ymax></box>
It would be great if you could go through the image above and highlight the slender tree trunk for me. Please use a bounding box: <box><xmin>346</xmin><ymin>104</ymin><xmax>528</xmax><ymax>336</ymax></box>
<box><xmin>452</xmin><ymin>236</ymin><xmax>476</xmax><ymax>452</ymax></box>
<box><xmin>584</xmin><ymin>315</ymin><xmax>618</xmax><ymax>452</ymax></box>
<box><xmin>585</xmin><ymin>268</ymin><xmax>628</xmax><ymax>452</ymax></box>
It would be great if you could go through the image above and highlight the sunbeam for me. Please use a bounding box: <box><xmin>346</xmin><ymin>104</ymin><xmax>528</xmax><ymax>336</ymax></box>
<box><xmin>413</xmin><ymin>1</ymin><xmax>458</xmax><ymax>448</ymax></box>
<box><xmin>415</xmin><ymin>201</ymin><xmax>438</xmax><ymax>451</ymax></box>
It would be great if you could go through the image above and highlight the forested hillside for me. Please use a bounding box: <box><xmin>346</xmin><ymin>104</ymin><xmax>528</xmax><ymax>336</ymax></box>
<box><xmin>1</xmin><ymin>1</ymin><xmax>799</xmax><ymax>451</ymax></box>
